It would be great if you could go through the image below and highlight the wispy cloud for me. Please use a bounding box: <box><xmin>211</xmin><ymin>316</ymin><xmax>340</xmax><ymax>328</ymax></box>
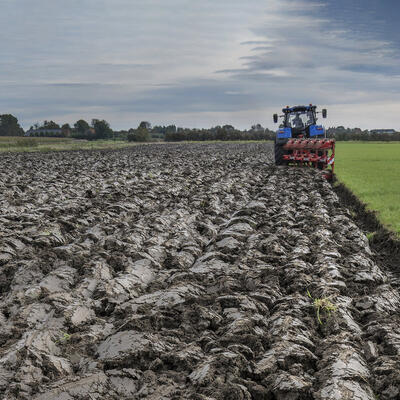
<box><xmin>0</xmin><ymin>0</ymin><xmax>399</xmax><ymax>129</ymax></box>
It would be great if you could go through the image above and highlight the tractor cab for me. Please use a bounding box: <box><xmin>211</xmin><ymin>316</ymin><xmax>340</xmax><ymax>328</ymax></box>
<box><xmin>274</xmin><ymin>105</ymin><xmax>327</xmax><ymax>140</ymax></box>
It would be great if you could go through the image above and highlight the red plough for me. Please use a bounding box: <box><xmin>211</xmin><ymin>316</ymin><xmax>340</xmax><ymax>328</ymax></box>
<box><xmin>282</xmin><ymin>138</ymin><xmax>335</xmax><ymax>180</ymax></box>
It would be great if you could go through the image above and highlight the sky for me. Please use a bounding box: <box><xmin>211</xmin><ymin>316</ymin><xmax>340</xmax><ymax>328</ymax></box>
<box><xmin>1</xmin><ymin>0</ymin><xmax>400</xmax><ymax>130</ymax></box>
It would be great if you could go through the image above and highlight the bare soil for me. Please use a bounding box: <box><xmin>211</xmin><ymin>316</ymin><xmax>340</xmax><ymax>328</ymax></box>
<box><xmin>0</xmin><ymin>143</ymin><xmax>399</xmax><ymax>400</ymax></box>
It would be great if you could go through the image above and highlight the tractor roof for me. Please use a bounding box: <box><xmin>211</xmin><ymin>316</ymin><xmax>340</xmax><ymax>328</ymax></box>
<box><xmin>282</xmin><ymin>105</ymin><xmax>316</xmax><ymax>113</ymax></box>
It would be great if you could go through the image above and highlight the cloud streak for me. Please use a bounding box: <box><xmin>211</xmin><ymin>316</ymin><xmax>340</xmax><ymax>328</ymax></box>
<box><xmin>0</xmin><ymin>0</ymin><xmax>399</xmax><ymax>130</ymax></box>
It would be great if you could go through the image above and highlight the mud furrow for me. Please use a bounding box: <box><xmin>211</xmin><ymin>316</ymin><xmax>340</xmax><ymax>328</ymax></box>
<box><xmin>0</xmin><ymin>143</ymin><xmax>399</xmax><ymax>400</ymax></box>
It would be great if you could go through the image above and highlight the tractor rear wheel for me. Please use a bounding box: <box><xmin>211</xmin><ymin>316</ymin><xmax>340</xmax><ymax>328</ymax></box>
<box><xmin>274</xmin><ymin>140</ymin><xmax>285</xmax><ymax>165</ymax></box>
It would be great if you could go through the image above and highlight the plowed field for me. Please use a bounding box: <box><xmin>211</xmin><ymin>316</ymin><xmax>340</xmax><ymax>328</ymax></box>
<box><xmin>0</xmin><ymin>143</ymin><xmax>399</xmax><ymax>400</ymax></box>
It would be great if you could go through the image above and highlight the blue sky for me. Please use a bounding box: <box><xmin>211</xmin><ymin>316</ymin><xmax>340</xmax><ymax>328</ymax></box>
<box><xmin>1</xmin><ymin>0</ymin><xmax>399</xmax><ymax>130</ymax></box>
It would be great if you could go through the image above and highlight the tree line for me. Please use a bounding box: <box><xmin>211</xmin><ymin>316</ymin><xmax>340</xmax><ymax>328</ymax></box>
<box><xmin>1</xmin><ymin>114</ymin><xmax>399</xmax><ymax>141</ymax></box>
<box><xmin>162</xmin><ymin>125</ymin><xmax>276</xmax><ymax>141</ymax></box>
<box><xmin>326</xmin><ymin>126</ymin><xmax>400</xmax><ymax>141</ymax></box>
<box><xmin>25</xmin><ymin>119</ymin><xmax>113</xmax><ymax>140</ymax></box>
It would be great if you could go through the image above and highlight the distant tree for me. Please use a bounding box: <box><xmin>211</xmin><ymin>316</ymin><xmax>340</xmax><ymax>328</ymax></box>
<box><xmin>152</xmin><ymin>125</ymin><xmax>164</xmax><ymax>133</ymax></box>
<box><xmin>74</xmin><ymin>119</ymin><xmax>90</xmax><ymax>134</ymax></box>
<box><xmin>113</xmin><ymin>130</ymin><xmax>128</xmax><ymax>140</ymax></box>
<box><xmin>264</xmin><ymin>128</ymin><xmax>275</xmax><ymax>140</ymax></box>
<box><xmin>0</xmin><ymin>114</ymin><xmax>24</xmax><ymax>136</ymax></box>
<box><xmin>138</xmin><ymin>127</ymin><xmax>151</xmax><ymax>142</ymax></box>
<box><xmin>222</xmin><ymin>124</ymin><xmax>235</xmax><ymax>131</ymax></box>
<box><xmin>166</xmin><ymin>125</ymin><xmax>177</xmax><ymax>134</ymax></box>
<box><xmin>251</xmin><ymin>123</ymin><xmax>264</xmax><ymax>132</ymax></box>
<box><xmin>128</xmin><ymin>122</ymin><xmax>151</xmax><ymax>142</ymax></box>
<box><xmin>150</xmin><ymin>125</ymin><xmax>165</xmax><ymax>140</ymax></box>
<box><xmin>215</xmin><ymin>126</ymin><xmax>228</xmax><ymax>140</ymax></box>
<box><xmin>41</xmin><ymin>120</ymin><xmax>60</xmax><ymax>129</ymax></box>
<box><xmin>165</xmin><ymin>131</ymin><xmax>177</xmax><ymax>142</ymax></box>
<box><xmin>61</xmin><ymin>123</ymin><xmax>71</xmax><ymax>137</ymax></box>
<box><xmin>139</xmin><ymin>121</ymin><xmax>151</xmax><ymax>130</ymax></box>
<box><xmin>91</xmin><ymin>119</ymin><xmax>113</xmax><ymax>139</ymax></box>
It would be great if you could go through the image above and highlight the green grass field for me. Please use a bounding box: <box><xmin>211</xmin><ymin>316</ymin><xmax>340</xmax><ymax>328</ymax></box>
<box><xmin>335</xmin><ymin>142</ymin><xmax>400</xmax><ymax>235</ymax></box>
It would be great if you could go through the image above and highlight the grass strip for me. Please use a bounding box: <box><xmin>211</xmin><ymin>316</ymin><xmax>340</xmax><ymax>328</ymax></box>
<box><xmin>335</xmin><ymin>142</ymin><xmax>400</xmax><ymax>235</ymax></box>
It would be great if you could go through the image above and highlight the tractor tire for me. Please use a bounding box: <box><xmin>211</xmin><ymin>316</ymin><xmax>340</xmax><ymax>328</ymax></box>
<box><xmin>317</xmin><ymin>151</ymin><xmax>324</xmax><ymax>170</ymax></box>
<box><xmin>274</xmin><ymin>141</ymin><xmax>285</xmax><ymax>165</ymax></box>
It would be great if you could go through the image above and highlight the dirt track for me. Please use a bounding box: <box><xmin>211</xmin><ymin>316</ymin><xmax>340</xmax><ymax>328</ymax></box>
<box><xmin>0</xmin><ymin>143</ymin><xmax>399</xmax><ymax>400</ymax></box>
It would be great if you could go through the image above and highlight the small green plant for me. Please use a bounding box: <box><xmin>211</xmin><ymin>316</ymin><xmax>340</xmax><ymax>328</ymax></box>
<box><xmin>366</xmin><ymin>232</ymin><xmax>376</xmax><ymax>241</ymax></box>
<box><xmin>57</xmin><ymin>332</ymin><xmax>71</xmax><ymax>344</ymax></box>
<box><xmin>307</xmin><ymin>290</ymin><xmax>337</xmax><ymax>325</ymax></box>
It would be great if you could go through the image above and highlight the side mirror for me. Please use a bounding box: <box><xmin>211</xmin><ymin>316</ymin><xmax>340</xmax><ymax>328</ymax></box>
<box><xmin>322</xmin><ymin>109</ymin><xmax>327</xmax><ymax>118</ymax></box>
<box><xmin>273</xmin><ymin>114</ymin><xmax>278</xmax><ymax>123</ymax></box>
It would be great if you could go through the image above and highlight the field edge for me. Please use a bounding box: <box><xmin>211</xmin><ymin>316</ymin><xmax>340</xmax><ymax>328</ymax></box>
<box><xmin>333</xmin><ymin>179</ymin><xmax>400</xmax><ymax>272</ymax></box>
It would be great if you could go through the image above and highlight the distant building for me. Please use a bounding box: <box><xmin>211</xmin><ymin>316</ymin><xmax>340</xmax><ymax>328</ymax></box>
<box><xmin>25</xmin><ymin>128</ymin><xmax>63</xmax><ymax>137</ymax></box>
<box><xmin>370</xmin><ymin>129</ymin><xmax>397</xmax><ymax>134</ymax></box>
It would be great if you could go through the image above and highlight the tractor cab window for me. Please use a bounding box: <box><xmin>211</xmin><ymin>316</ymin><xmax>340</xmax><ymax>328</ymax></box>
<box><xmin>286</xmin><ymin>111</ymin><xmax>314</xmax><ymax>128</ymax></box>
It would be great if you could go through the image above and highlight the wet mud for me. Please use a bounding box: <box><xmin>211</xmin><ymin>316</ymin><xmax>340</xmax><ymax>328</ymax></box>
<box><xmin>0</xmin><ymin>143</ymin><xmax>399</xmax><ymax>399</ymax></box>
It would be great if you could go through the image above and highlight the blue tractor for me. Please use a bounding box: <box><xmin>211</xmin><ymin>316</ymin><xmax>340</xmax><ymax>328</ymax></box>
<box><xmin>272</xmin><ymin>104</ymin><xmax>335</xmax><ymax>179</ymax></box>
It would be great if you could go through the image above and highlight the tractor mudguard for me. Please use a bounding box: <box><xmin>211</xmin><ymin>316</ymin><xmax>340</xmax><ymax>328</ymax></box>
<box><xmin>309</xmin><ymin>125</ymin><xmax>325</xmax><ymax>137</ymax></box>
<box><xmin>277</xmin><ymin>127</ymin><xmax>292</xmax><ymax>139</ymax></box>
